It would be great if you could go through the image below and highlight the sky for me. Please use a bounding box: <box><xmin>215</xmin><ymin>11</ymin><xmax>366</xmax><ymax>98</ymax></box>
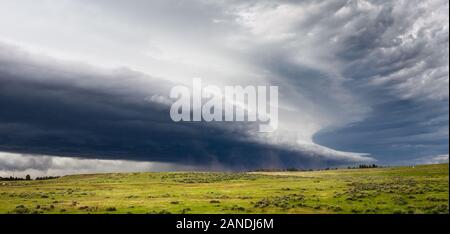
<box><xmin>0</xmin><ymin>0</ymin><xmax>448</xmax><ymax>176</ymax></box>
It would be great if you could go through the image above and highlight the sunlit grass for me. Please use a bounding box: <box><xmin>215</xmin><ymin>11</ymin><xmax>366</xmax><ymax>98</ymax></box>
<box><xmin>0</xmin><ymin>164</ymin><xmax>448</xmax><ymax>214</ymax></box>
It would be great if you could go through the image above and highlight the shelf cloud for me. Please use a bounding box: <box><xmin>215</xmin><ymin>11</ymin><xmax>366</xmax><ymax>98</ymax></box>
<box><xmin>0</xmin><ymin>0</ymin><xmax>447</xmax><ymax>172</ymax></box>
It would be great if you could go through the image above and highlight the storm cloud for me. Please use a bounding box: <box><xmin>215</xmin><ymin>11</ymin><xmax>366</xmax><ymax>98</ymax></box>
<box><xmin>0</xmin><ymin>43</ymin><xmax>371</xmax><ymax>170</ymax></box>
<box><xmin>0</xmin><ymin>0</ymin><xmax>448</xmax><ymax>172</ymax></box>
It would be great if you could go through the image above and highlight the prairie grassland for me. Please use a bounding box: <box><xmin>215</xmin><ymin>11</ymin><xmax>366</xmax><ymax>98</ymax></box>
<box><xmin>0</xmin><ymin>164</ymin><xmax>448</xmax><ymax>214</ymax></box>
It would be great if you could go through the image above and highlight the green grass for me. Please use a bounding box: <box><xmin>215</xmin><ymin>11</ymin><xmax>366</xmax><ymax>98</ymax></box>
<box><xmin>0</xmin><ymin>164</ymin><xmax>448</xmax><ymax>214</ymax></box>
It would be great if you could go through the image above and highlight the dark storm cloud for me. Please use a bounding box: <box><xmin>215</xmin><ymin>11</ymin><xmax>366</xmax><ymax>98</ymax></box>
<box><xmin>230</xmin><ymin>0</ymin><xmax>448</xmax><ymax>163</ymax></box>
<box><xmin>314</xmin><ymin>99</ymin><xmax>449</xmax><ymax>164</ymax></box>
<box><xmin>310</xmin><ymin>0</ymin><xmax>449</xmax><ymax>163</ymax></box>
<box><xmin>0</xmin><ymin>43</ymin><xmax>368</xmax><ymax>170</ymax></box>
<box><xmin>0</xmin><ymin>0</ymin><xmax>447</xmax><ymax>170</ymax></box>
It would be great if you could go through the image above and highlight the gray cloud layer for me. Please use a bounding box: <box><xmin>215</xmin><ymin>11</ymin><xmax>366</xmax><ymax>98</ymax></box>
<box><xmin>0</xmin><ymin>43</ymin><xmax>371</xmax><ymax>170</ymax></box>
<box><xmin>0</xmin><ymin>152</ymin><xmax>186</xmax><ymax>178</ymax></box>
<box><xmin>0</xmin><ymin>0</ymin><xmax>448</xmax><ymax>172</ymax></box>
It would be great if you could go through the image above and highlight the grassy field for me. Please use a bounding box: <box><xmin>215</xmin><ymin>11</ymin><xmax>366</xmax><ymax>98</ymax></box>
<box><xmin>0</xmin><ymin>164</ymin><xmax>448</xmax><ymax>214</ymax></box>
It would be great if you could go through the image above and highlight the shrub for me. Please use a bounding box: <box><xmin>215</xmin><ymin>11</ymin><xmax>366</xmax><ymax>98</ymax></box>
<box><xmin>158</xmin><ymin>210</ymin><xmax>171</xmax><ymax>214</ymax></box>
<box><xmin>13</xmin><ymin>205</ymin><xmax>30</xmax><ymax>214</ymax></box>
<box><xmin>180</xmin><ymin>208</ymin><xmax>191</xmax><ymax>214</ymax></box>
<box><xmin>106</xmin><ymin>207</ymin><xmax>117</xmax><ymax>212</ymax></box>
<box><xmin>392</xmin><ymin>196</ymin><xmax>408</xmax><ymax>206</ymax></box>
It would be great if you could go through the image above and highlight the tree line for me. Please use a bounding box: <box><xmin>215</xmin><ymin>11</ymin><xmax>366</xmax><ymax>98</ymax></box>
<box><xmin>0</xmin><ymin>175</ymin><xmax>60</xmax><ymax>181</ymax></box>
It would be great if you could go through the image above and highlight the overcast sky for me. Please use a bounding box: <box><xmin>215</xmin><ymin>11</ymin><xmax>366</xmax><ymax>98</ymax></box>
<box><xmin>0</xmin><ymin>0</ymin><xmax>448</xmax><ymax>176</ymax></box>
